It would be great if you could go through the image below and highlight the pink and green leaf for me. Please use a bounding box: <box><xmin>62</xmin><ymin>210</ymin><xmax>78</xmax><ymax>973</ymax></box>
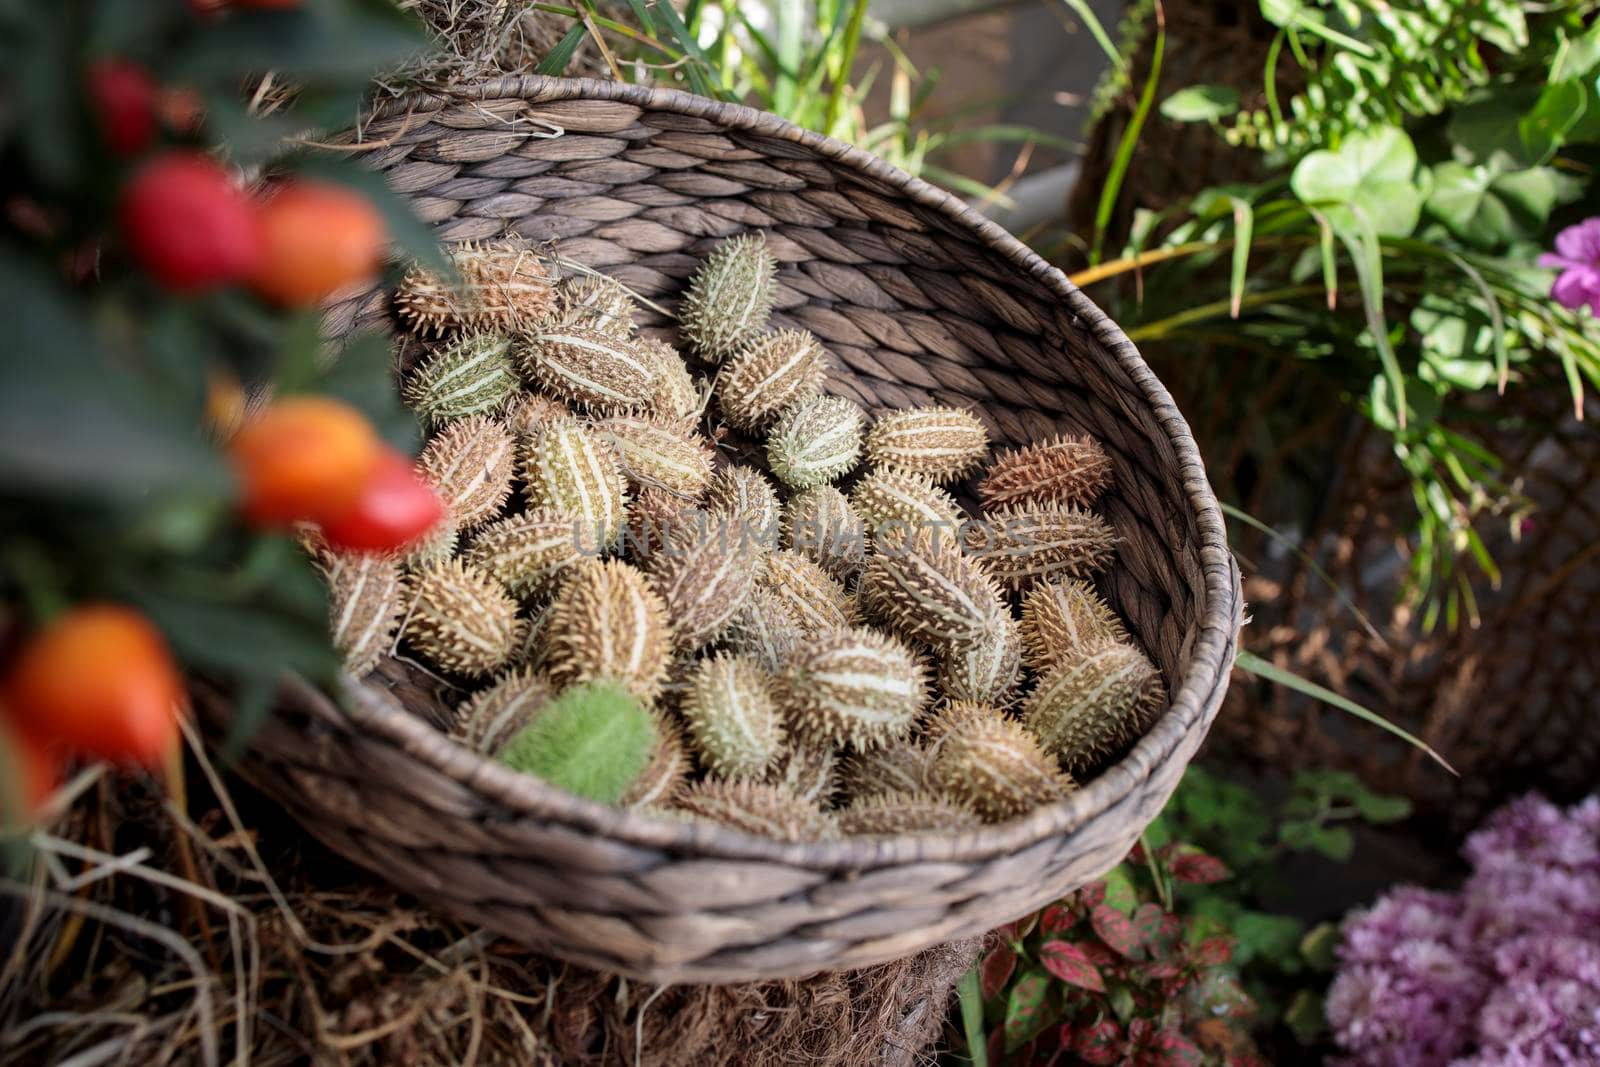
<box><xmin>1040</xmin><ymin>940</ymin><xmax>1107</xmax><ymax>992</ymax></box>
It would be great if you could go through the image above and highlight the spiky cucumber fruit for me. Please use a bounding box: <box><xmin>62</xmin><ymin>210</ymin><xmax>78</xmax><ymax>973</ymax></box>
<box><xmin>838</xmin><ymin>741</ymin><xmax>932</xmax><ymax>801</ymax></box>
<box><xmin>404</xmin><ymin>559</ymin><xmax>521</xmax><ymax>676</ymax></box>
<box><xmin>1020</xmin><ymin>578</ymin><xmax>1128</xmax><ymax>674</ymax></box>
<box><xmin>396</xmin><ymin>240</ymin><xmax>555</xmax><ymax>337</ymax></box>
<box><xmin>779</xmin><ymin>626</ymin><xmax>928</xmax><ymax>750</ymax></box>
<box><xmin>979</xmin><ymin>433</ymin><xmax>1113</xmax><ymax>512</ymax></box>
<box><xmin>638</xmin><ymin>337</ymin><xmax>702</xmax><ymax>421</ymax></box>
<box><xmin>592</xmin><ymin>414</ymin><xmax>714</xmax><ymax>498</ymax></box>
<box><xmin>839</xmin><ymin>791</ymin><xmax>982</xmax><ymax>835</ymax></box>
<box><xmin>320</xmin><ymin>549</ymin><xmax>405</xmax><ymax>677</ymax></box>
<box><xmin>1021</xmin><ymin>638</ymin><xmax>1166</xmax><ymax>772</ymax></box>
<box><xmin>864</xmin><ymin>406</ymin><xmax>989</xmax><ymax>483</ymax></box>
<box><xmin>673</xmin><ymin>780</ymin><xmax>834</xmax><ymax>842</ymax></box>
<box><xmin>502</xmin><ymin>392</ymin><xmax>569</xmax><ymax>442</ymax></box>
<box><xmin>766</xmin><ymin>741</ymin><xmax>838</xmax><ymax>809</ymax></box>
<box><xmin>624</xmin><ymin>488</ymin><xmax>701</xmax><ymax>560</ymax></box>
<box><xmin>859</xmin><ymin>527</ymin><xmax>1004</xmax><ymax>649</ymax></box>
<box><xmin>938</xmin><ymin>610</ymin><xmax>1024</xmax><ymax>707</ymax></box>
<box><xmin>849</xmin><ymin>469</ymin><xmax>963</xmax><ymax>536</ymax></box>
<box><xmin>401</xmin><ymin>332</ymin><xmax>519</xmax><ymax>427</ymax></box>
<box><xmin>622</xmin><ymin>715</ymin><xmax>690</xmax><ymax>808</ymax></box>
<box><xmin>418</xmin><ymin>415</ymin><xmax>517</xmax><ymax>530</ymax></box>
<box><xmin>520</xmin><ymin>326</ymin><xmax>656</xmax><ymax>412</ymax></box>
<box><xmin>643</xmin><ymin>517</ymin><xmax>761</xmax><ymax>650</ymax></box>
<box><xmin>919</xmin><ymin>699</ymin><xmax>1002</xmax><ymax>744</ymax></box>
<box><xmin>399</xmin><ymin>510</ymin><xmax>459</xmax><ymax>569</ymax></box>
<box><xmin>767</xmin><ymin>394</ymin><xmax>864</xmax><ymax>489</ymax></box>
<box><xmin>705</xmin><ymin>465</ymin><xmax>781</xmax><ymax>546</ymax></box>
<box><xmin>678</xmin><ymin>233</ymin><xmax>778</xmax><ymax>363</ymax></box>
<box><xmin>498</xmin><ymin>679</ymin><xmax>657</xmax><ymax>805</ymax></box>
<box><xmin>682</xmin><ymin>653</ymin><xmax>786</xmax><ymax>779</ymax></box>
<box><xmin>521</xmin><ymin>417</ymin><xmax>628</xmax><ymax>551</ymax></box>
<box><xmin>464</xmin><ymin>509</ymin><xmax>584</xmax><ymax>599</ymax></box>
<box><xmin>965</xmin><ymin>504</ymin><xmax>1115</xmax><ymax>591</ymax></box>
<box><xmin>783</xmin><ymin>485</ymin><xmax>867</xmax><ymax>583</ymax></box>
<box><xmin>451</xmin><ymin>666</ymin><xmax>554</xmax><ymax>754</ymax></box>
<box><xmin>717</xmin><ymin>328</ymin><xmax>828</xmax><ymax>430</ymax></box>
<box><xmin>723</xmin><ymin>587</ymin><xmax>807</xmax><ymax>672</ymax></box>
<box><xmin>929</xmin><ymin>715</ymin><xmax>1075</xmax><ymax>822</ymax></box>
<box><xmin>554</xmin><ymin>273</ymin><xmax>637</xmax><ymax>336</ymax></box>
<box><xmin>545</xmin><ymin>559</ymin><xmax>670</xmax><ymax>701</ymax></box>
<box><xmin>507</xmin><ymin>597</ymin><xmax>558</xmax><ymax>673</ymax></box>
<box><xmin>759</xmin><ymin>550</ymin><xmax>857</xmax><ymax>636</ymax></box>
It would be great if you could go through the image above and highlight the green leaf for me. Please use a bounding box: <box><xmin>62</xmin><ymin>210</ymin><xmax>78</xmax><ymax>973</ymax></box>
<box><xmin>1290</xmin><ymin>126</ymin><xmax>1422</xmax><ymax>238</ymax></box>
<box><xmin>1309</xmin><ymin>825</ymin><xmax>1354</xmax><ymax>862</ymax></box>
<box><xmin>1229</xmin><ymin>910</ymin><xmax>1304</xmax><ymax>968</ymax></box>
<box><xmin>316</xmin><ymin>333</ymin><xmax>420</xmax><ymax>454</ymax></box>
<box><xmin>1284</xmin><ymin>989</ymin><xmax>1328</xmax><ymax>1045</ymax></box>
<box><xmin>1519</xmin><ymin>79</ymin><xmax>1586</xmax><ymax>162</ymax></box>
<box><xmin>1259</xmin><ymin>0</ymin><xmax>1376</xmax><ymax>57</ymax></box>
<box><xmin>1002</xmin><ymin>970</ymin><xmax>1050</xmax><ymax>1052</ymax></box>
<box><xmin>177</xmin><ymin>2</ymin><xmax>427</xmax><ymax>91</ymax></box>
<box><xmin>1229</xmin><ymin>196</ymin><xmax>1253</xmax><ymax>319</ymax></box>
<box><xmin>957</xmin><ymin>967</ymin><xmax>989</xmax><ymax>1067</ymax></box>
<box><xmin>1425</xmin><ymin>162</ymin><xmax>1560</xmax><ymax>249</ymax></box>
<box><xmin>1160</xmin><ymin>85</ymin><xmax>1240</xmax><ymax>122</ymax></box>
<box><xmin>536</xmin><ymin>22</ymin><xmax>588</xmax><ymax>75</ymax></box>
<box><xmin>1300</xmin><ymin>922</ymin><xmax>1341</xmax><ymax>972</ymax></box>
<box><xmin>1354</xmin><ymin>791</ymin><xmax>1413</xmax><ymax>823</ymax></box>
<box><xmin>1101</xmin><ymin>867</ymin><xmax>1139</xmax><ymax>916</ymax></box>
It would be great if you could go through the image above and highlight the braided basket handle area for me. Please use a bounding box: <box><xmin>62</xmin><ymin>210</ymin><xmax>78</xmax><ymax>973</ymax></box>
<box><xmin>216</xmin><ymin>76</ymin><xmax>1245</xmax><ymax>983</ymax></box>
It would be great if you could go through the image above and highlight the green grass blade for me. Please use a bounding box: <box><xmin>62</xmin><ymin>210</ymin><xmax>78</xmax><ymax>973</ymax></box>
<box><xmin>1228</xmin><ymin>196</ymin><xmax>1253</xmax><ymax>318</ymax></box>
<box><xmin>772</xmin><ymin>0</ymin><xmax>805</xmax><ymax>116</ymax></box>
<box><xmin>1336</xmin><ymin>216</ymin><xmax>1406</xmax><ymax>431</ymax></box>
<box><xmin>1444</xmin><ymin>251</ymin><xmax>1509</xmax><ymax>395</ymax></box>
<box><xmin>622</xmin><ymin>0</ymin><xmax>655</xmax><ymax>34</ymax></box>
<box><xmin>651</xmin><ymin>0</ymin><xmax>724</xmax><ymax>98</ymax></box>
<box><xmin>1091</xmin><ymin>17</ymin><xmax>1164</xmax><ymax>264</ymax></box>
<box><xmin>1058</xmin><ymin>0</ymin><xmax>1125</xmax><ymax>70</ymax></box>
<box><xmin>958</xmin><ymin>966</ymin><xmax>989</xmax><ymax>1067</ymax></box>
<box><xmin>535</xmin><ymin>22</ymin><xmax>589</xmax><ymax>75</ymax></box>
<box><xmin>1308</xmin><ymin>207</ymin><xmax>1337</xmax><ymax>309</ymax></box>
<box><xmin>1552</xmin><ymin>333</ymin><xmax>1587</xmax><ymax>421</ymax></box>
<box><xmin>824</xmin><ymin>0</ymin><xmax>871</xmax><ymax>134</ymax></box>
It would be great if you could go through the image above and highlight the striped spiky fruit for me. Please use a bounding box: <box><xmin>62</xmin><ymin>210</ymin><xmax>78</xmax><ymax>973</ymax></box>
<box><xmin>451</xmin><ymin>666</ymin><xmax>554</xmax><ymax>754</ymax></box>
<box><xmin>920</xmin><ymin>699</ymin><xmax>1004</xmax><ymax>745</ymax></box>
<box><xmin>400</xmin><ymin>510</ymin><xmax>459</xmax><ymax>569</ymax></box>
<box><xmin>644</xmin><ymin>518</ymin><xmax>761</xmax><ymax>650</ymax></box>
<box><xmin>1020</xmin><ymin>578</ymin><xmax>1128</xmax><ymax>674</ymax></box>
<box><xmin>674</xmin><ymin>780</ymin><xmax>833</xmax><ymax>842</ymax></box>
<box><xmin>624</xmin><ymin>488</ymin><xmax>701</xmax><ymax>560</ymax></box>
<box><xmin>321</xmin><ymin>550</ymin><xmax>405</xmax><ymax>677</ymax></box>
<box><xmin>849</xmin><ymin>469</ymin><xmax>964</xmax><ymax>536</ymax></box>
<box><xmin>864</xmin><ymin>406</ymin><xmax>989</xmax><ymax>483</ymax></box>
<box><xmin>396</xmin><ymin>240</ymin><xmax>555</xmax><ymax>337</ymax></box>
<box><xmin>678</xmin><ymin>233</ymin><xmax>778</xmax><ymax>363</ymax></box>
<box><xmin>622</xmin><ymin>715</ymin><xmax>690</xmax><ymax>808</ymax></box>
<box><xmin>1021</xmin><ymin>638</ymin><xmax>1166</xmax><ymax>772</ymax></box>
<box><xmin>783</xmin><ymin>485</ymin><xmax>867</xmax><ymax>583</ymax></box>
<box><xmin>705</xmin><ymin>465</ymin><xmax>781</xmax><ymax>544</ymax></box>
<box><xmin>839</xmin><ymin>791</ymin><xmax>982</xmax><ymax>835</ymax></box>
<box><xmin>520</xmin><ymin>326</ymin><xmax>656</xmax><ymax>412</ymax></box>
<box><xmin>839</xmin><ymin>741</ymin><xmax>932</xmax><ymax>801</ymax></box>
<box><xmin>682</xmin><ymin>653</ymin><xmax>786</xmax><ymax>779</ymax></box>
<box><xmin>938</xmin><ymin>610</ymin><xmax>1025</xmax><ymax>707</ymax></box>
<box><xmin>507</xmin><ymin>598</ymin><xmax>558</xmax><ymax>673</ymax></box>
<box><xmin>498</xmin><ymin>679</ymin><xmax>657</xmax><ymax>805</ymax></box>
<box><xmin>966</xmin><ymin>504</ymin><xmax>1116</xmax><ymax>591</ymax></box>
<box><xmin>521</xmin><ymin>417</ymin><xmax>628</xmax><ymax>551</ymax></box>
<box><xmin>767</xmin><ymin>395</ymin><xmax>864</xmax><ymax>489</ymax></box>
<box><xmin>404</xmin><ymin>559</ymin><xmax>521</xmax><ymax>676</ymax></box>
<box><xmin>979</xmin><ymin>433</ymin><xmax>1113</xmax><ymax>512</ymax></box>
<box><xmin>502</xmin><ymin>392</ymin><xmax>569</xmax><ymax>441</ymax></box>
<box><xmin>723</xmin><ymin>587</ymin><xmax>807</xmax><ymax>672</ymax></box>
<box><xmin>859</xmin><ymin>527</ymin><xmax>1004</xmax><ymax>649</ymax></box>
<box><xmin>766</xmin><ymin>741</ymin><xmax>838</xmax><ymax>808</ymax></box>
<box><xmin>418</xmin><ymin>416</ymin><xmax>517</xmax><ymax>531</ymax></box>
<box><xmin>401</xmin><ymin>333</ymin><xmax>519</xmax><ymax>427</ymax></box>
<box><xmin>929</xmin><ymin>715</ymin><xmax>1075</xmax><ymax>822</ymax></box>
<box><xmin>592</xmin><ymin>414</ymin><xmax>714</xmax><ymax>498</ymax></box>
<box><xmin>638</xmin><ymin>337</ymin><xmax>701</xmax><ymax>421</ymax></box>
<box><xmin>464</xmin><ymin>509</ymin><xmax>584</xmax><ymax>599</ymax></box>
<box><xmin>554</xmin><ymin>273</ymin><xmax>636</xmax><ymax>336</ymax></box>
<box><xmin>717</xmin><ymin>329</ymin><xmax>828</xmax><ymax>430</ymax></box>
<box><xmin>779</xmin><ymin>626</ymin><xmax>928</xmax><ymax>750</ymax></box>
<box><xmin>545</xmin><ymin>559</ymin><xmax>670</xmax><ymax>701</ymax></box>
<box><xmin>760</xmin><ymin>550</ymin><xmax>857</xmax><ymax>635</ymax></box>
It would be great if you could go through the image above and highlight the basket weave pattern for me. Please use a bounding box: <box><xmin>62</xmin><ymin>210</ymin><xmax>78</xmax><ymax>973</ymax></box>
<box><xmin>205</xmin><ymin>76</ymin><xmax>1243</xmax><ymax>983</ymax></box>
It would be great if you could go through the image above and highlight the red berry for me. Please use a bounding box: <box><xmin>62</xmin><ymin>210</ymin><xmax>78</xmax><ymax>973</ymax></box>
<box><xmin>319</xmin><ymin>449</ymin><xmax>445</xmax><ymax>552</ymax></box>
<box><xmin>250</xmin><ymin>180</ymin><xmax>386</xmax><ymax>307</ymax></box>
<box><xmin>86</xmin><ymin>59</ymin><xmax>158</xmax><ymax>156</ymax></box>
<box><xmin>119</xmin><ymin>153</ymin><xmax>263</xmax><ymax>290</ymax></box>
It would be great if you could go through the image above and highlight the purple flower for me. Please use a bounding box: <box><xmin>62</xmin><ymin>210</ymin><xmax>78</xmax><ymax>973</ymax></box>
<box><xmin>1539</xmin><ymin>219</ymin><xmax>1600</xmax><ymax>315</ymax></box>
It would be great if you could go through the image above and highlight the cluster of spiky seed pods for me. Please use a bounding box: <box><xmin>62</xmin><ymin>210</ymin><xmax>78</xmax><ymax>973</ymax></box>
<box><xmin>312</xmin><ymin>233</ymin><xmax>1168</xmax><ymax>836</ymax></box>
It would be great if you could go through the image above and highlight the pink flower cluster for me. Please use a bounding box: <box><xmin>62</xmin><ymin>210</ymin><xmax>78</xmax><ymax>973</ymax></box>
<box><xmin>1327</xmin><ymin>794</ymin><xmax>1600</xmax><ymax>1066</ymax></box>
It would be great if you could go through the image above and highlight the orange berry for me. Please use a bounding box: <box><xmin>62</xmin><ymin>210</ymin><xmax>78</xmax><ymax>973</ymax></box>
<box><xmin>250</xmin><ymin>180</ymin><xmax>386</xmax><ymax>306</ymax></box>
<box><xmin>229</xmin><ymin>396</ymin><xmax>381</xmax><ymax>525</ymax></box>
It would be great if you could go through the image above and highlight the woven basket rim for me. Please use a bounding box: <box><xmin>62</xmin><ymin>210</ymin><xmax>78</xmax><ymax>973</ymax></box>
<box><xmin>319</xmin><ymin>73</ymin><xmax>1241</xmax><ymax>870</ymax></box>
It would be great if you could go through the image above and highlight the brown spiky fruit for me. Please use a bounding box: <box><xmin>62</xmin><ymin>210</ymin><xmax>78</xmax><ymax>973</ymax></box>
<box><xmin>673</xmin><ymin>780</ymin><xmax>834</xmax><ymax>842</ymax></box>
<box><xmin>839</xmin><ymin>791</ymin><xmax>982</xmax><ymax>835</ymax></box>
<box><xmin>1021</xmin><ymin>638</ymin><xmax>1166</xmax><ymax>772</ymax></box>
<box><xmin>396</xmin><ymin>240</ymin><xmax>555</xmax><ymax>337</ymax></box>
<box><xmin>678</xmin><ymin>233</ymin><xmax>778</xmax><ymax>363</ymax></box>
<box><xmin>929</xmin><ymin>715</ymin><xmax>1075</xmax><ymax>822</ymax></box>
<box><xmin>464</xmin><ymin>509</ymin><xmax>584</xmax><ymax>599</ymax></box>
<box><xmin>766</xmin><ymin>741</ymin><xmax>838</xmax><ymax>808</ymax></box>
<box><xmin>544</xmin><ymin>559</ymin><xmax>670</xmax><ymax>701</ymax></box>
<box><xmin>507</xmin><ymin>597</ymin><xmax>559</xmax><ymax>673</ymax></box>
<box><xmin>966</xmin><ymin>504</ymin><xmax>1116</xmax><ymax>591</ymax></box>
<box><xmin>418</xmin><ymin>415</ymin><xmax>517</xmax><ymax>531</ymax></box>
<box><xmin>779</xmin><ymin>626</ymin><xmax>928</xmax><ymax>750</ymax></box>
<box><xmin>864</xmin><ymin>406</ymin><xmax>989</xmax><ymax>483</ymax></box>
<box><xmin>320</xmin><ymin>550</ymin><xmax>405</xmax><ymax>677</ymax></box>
<box><xmin>705</xmin><ymin>465</ymin><xmax>781</xmax><ymax>545</ymax></box>
<box><xmin>404</xmin><ymin>559</ymin><xmax>521</xmax><ymax>676</ymax></box>
<box><xmin>521</xmin><ymin>417</ymin><xmax>628</xmax><ymax>551</ymax></box>
<box><xmin>1020</xmin><ymin>578</ymin><xmax>1128</xmax><ymax>674</ymax></box>
<box><xmin>520</xmin><ymin>326</ymin><xmax>656</xmax><ymax>412</ymax></box>
<box><xmin>849</xmin><ymin>469</ymin><xmax>964</xmax><ymax>535</ymax></box>
<box><xmin>622</xmin><ymin>715</ymin><xmax>690</xmax><ymax>808</ymax></box>
<box><xmin>859</xmin><ymin>527</ymin><xmax>1005</xmax><ymax>649</ymax></box>
<box><xmin>624</xmin><ymin>488</ymin><xmax>701</xmax><ymax>561</ymax></box>
<box><xmin>717</xmin><ymin>329</ymin><xmax>828</xmax><ymax>430</ymax></box>
<box><xmin>760</xmin><ymin>550</ymin><xmax>857</xmax><ymax>636</ymax></box>
<box><xmin>399</xmin><ymin>510</ymin><xmax>459</xmax><ymax>569</ymax></box>
<box><xmin>644</xmin><ymin>517</ymin><xmax>761</xmax><ymax>650</ymax></box>
<box><xmin>554</xmin><ymin>273</ymin><xmax>637</xmax><ymax>336</ymax></box>
<box><xmin>451</xmin><ymin>667</ymin><xmax>554</xmax><ymax>754</ymax></box>
<box><xmin>838</xmin><ymin>741</ymin><xmax>932</xmax><ymax>801</ymax></box>
<box><xmin>767</xmin><ymin>394</ymin><xmax>864</xmax><ymax>489</ymax></box>
<box><xmin>592</xmin><ymin>414</ymin><xmax>714</xmax><ymax>498</ymax></box>
<box><xmin>401</xmin><ymin>332</ymin><xmax>519</xmax><ymax>428</ymax></box>
<box><xmin>938</xmin><ymin>609</ymin><xmax>1025</xmax><ymax>707</ymax></box>
<box><xmin>979</xmin><ymin>433</ymin><xmax>1113</xmax><ymax>512</ymax></box>
<box><xmin>919</xmin><ymin>699</ymin><xmax>1003</xmax><ymax>745</ymax></box>
<box><xmin>783</xmin><ymin>485</ymin><xmax>867</xmax><ymax>583</ymax></box>
<box><xmin>723</xmin><ymin>587</ymin><xmax>808</xmax><ymax>672</ymax></box>
<box><xmin>638</xmin><ymin>337</ymin><xmax>702</xmax><ymax>422</ymax></box>
<box><xmin>502</xmin><ymin>392</ymin><xmax>569</xmax><ymax>441</ymax></box>
<box><xmin>681</xmin><ymin>653</ymin><xmax>786</xmax><ymax>779</ymax></box>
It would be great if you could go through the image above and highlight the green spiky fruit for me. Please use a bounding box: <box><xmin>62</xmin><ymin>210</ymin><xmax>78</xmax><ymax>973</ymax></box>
<box><xmin>418</xmin><ymin>415</ymin><xmax>517</xmax><ymax>530</ymax></box>
<box><xmin>705</xmin><ymin>465</ymin><xmax>781</xmax><ymax>545</ymax></box>
<box><xmin>638</xmin><ymin>337</ymin><xmax>701</xmax><ymax>422</ymax></box>
<box><xmin>1020</xmin><ymin>578</ymin><xmax>1128</xmax><ymax>674</ymax></box>
<box><xmin>502</xmin><ymin>392</ymin><xmax>569</xmax><ymax>441</ymax></box>
<box><xmin>979</xmin><ymin>433</ymin><xmax>1113</xmax><ymax>512</ymax></box>
<box><xmin>320</xmin><ymin>549</ymin><xmax>404</xmax><ymax>677</ymax></box>
<box><xmin>766</xmin><ymin>741</ymin><xmax>838</xmax><ymax>808</ymax></box>
<box><xmin>404</xmin><ymin>559</ymin><xmax>521</xmax><ymax>676</ymax></box>
<box><xmin>678</xmin><ymin>233</ymin><xmax>778</xmax><ymax>363</ymax></box>
<box><xmin>717</xmin><ymin>328</ymin><xmax>828</xmax><ymax>430</ymax></box>
<box><xmin>760</xmin><ymin>550</ymin><xmax>857</xmax><ymax>636</ymax></box>
<box><xmin>521</xmin><ymin>417</ymin><xmax>628</xmax><ymax>551</ymax></box>
<box><xmin>521</xmin><ymin>326</ymin><xmax>656</xmax><ymax>412</ymax></box>
<box><xmin>783</xmin><ymin>485</ymin><xmax>867</xmax><ymax>583</ymax></box>
<box><xmin>767</xmin><ymin>395</ymin><xmax>864</xmax><ymax>489</ymax></box>
<box><xmin>723</xmin><ymin>587</ymin><xmax>807</xmax><ymax>672</ymax></box>
<box><xmin>399</xmin><ymin>509</ymin><xmax>459</xmax><ymax>569</ymax></box>
<box><xmin>966</xmin><ymin>504</ymin><xmax>1116</xmax><ymax>590</ymax></box>
<box><xmin>849</xmin><ymin>469</ymin><xmax>963</xmax><ymax>535</ymax></box>
<box><xmin>622</xmin><ymin>715</ymin><xmax>690</xmax><ymax>808</ymax></box>
<box><xmin>1021</xmin><ymin>639</ymin><xmax>1166</xmax><ymax>772</ymax></box>
<box><xmin>644</xmin><ymin>517</ymin><xmax>761</xmax><ymax>649</ymax></box>
<box><xmin>554</xmin><ymin>273</ymin><xmax>637</xmax><ymax>336</ymax></box>
<box><xmin>451</xmin><ymin>666</ymin><xmax>554</xmax><ymax>754</ymax></box>
<box><xmin>396</xmin><ymin>239</ymin><xmax>555</xmax><ymax>337</ymax></box>
<box><xmin>401</xmin><ymin>332</ymin><xmax>519</xmax><ymax>427</ymax></box>
<box><xmin>498</xmin><ymin>679</ymin><xmax>658</xmax><ymax>805</ymax></box>
<box><xmin>864</xmin><ymin>406</ymin><xmax>989</xmax><ymax>483</ymax></box>
<box><xmin>859</xmin><ymin>527</ymin><xmax>1004</xmax><ymax>649</ymax></box>
<box><xmin>545</xmin><ymin>559</ymin><xmax>670</xmax><ymax>701</ymax></box>
<box><xmin>929</xmin><ymin>714</ymin><xmax>1075</xmax><ymax>822</ymax></box>
<box><xmin>673</xmin><ymin>780</ymin><xmax>834</xmax><ymax>842</ymax></box>
<box><xmin>464</xmin><ymin>509</ymin><xmax>584</xmax><ymax>599</ymax></box>
<box><xmin>838</xmin><ymin>741</ymin><xmax>932</xmax><ymax>801</ymax></box>
<box><xmin>682</xmin><ymin>653</ymin><xmax>786</xmax><ymax>779</ymax></box>
<box><xmin>592</xmin><ymin>414</ymin><xmax>714</xmax><ymax>498</ymax></box>
<box><xmin>938</xmin><ymin>610</ymin><xmax>1025</xmax><ymax>707</ymax></box>
<box><xmin>779</xmin><ymin>626</ymin><xmax>928</xmax><ymax>750</ymax></box>
<box><xmin>838</xmin><ymin>791</ymin><xmax>982</xmax><ymax>835</ymax></box>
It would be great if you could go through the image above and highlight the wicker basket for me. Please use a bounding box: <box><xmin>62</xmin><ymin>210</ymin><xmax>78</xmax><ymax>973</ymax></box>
<box><xmin>200</xmin><ymin>75</ymin><xmax>1242</xmax><ymax>984</ymax></box>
